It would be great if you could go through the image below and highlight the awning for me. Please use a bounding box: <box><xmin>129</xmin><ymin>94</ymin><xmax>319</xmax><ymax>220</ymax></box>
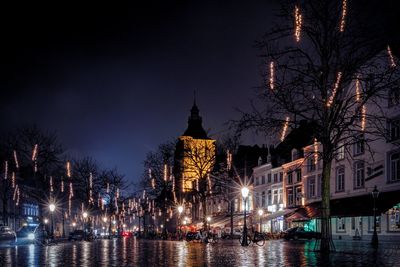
<box><xmin>264</xmin><ymin>208</ymin><xmax>297</xmax><ymax>221</ymax></box>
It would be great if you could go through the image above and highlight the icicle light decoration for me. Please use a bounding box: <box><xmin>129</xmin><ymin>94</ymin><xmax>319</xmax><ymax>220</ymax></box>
<box><xmin>13</xmin><ymin>150</ymin><xmax>19</xmax><ymax>169</ymax></box>
<box><xmin>69</xmin><ymin>182</ymin><xmax>74</xmax><ymax>197</ymax></box>
<box><xmin>68</xmin><ymin>196</ymin><xmax>72</xmax><ymax>215</ymax></box>
<box><xmin>142</xmin><ymin>190</ymin><xmax>146</xmax><ymax>200</ymax></box>
<box><xmin>61</xmin><ymin>178</ymin><xmax>64</xmax><ymax>193</ymax></box>
<box><xmin>16</xmin><ymin>187</ymin><xmax>20</xmax><ymax>206</ymax></box>
<box><xmin>355</xmin><ymin>75</ymin><xmax>361</xmax><ymax>102</ymax></box>
<box><xmin>34</xmin><ymin>161</ymin><xmax>38</xmax><ymax>173</ymax></box>
<box><xmin>227</xmin><ymin>150</ymin><xmax>232</xmax><ymax>170</ymax></box>
<box><xmin>327</xmin><ymin>72</ymin><xmax>343</xmax><ymax>107</ymax></box>
<box><xmin>164</xmin><ymin>164</ymin><xmax>167</xmax><ymax>181</ymax></box>
<box><xmin>106</xmin><ymin>182</ymin><xmax>110</xmax><ymax>193</ymax></box>
<box><xmin>12</xmin><ymin>172</ymin><xmax>15</xmax><ymax>188</ymax></box>
<box><xmin>280</xmin><ymin>117</ymin><xmax>290</xmax><ymax>141</ymax></box>
<box><xmin>387</xmin><ymin>45</ymin><xmax>396</xmax><ymax>68</ymax></box>
<box><xmin>50</xmin><ymin>176</ymin><xmax>54</xmax><ymax>192</ymax></box>
<box><xmin>32</xmin><ymin>144</ymin><xmax>38</xmax><ymax>161</ymax></box>
<box><xmin>89</xmin><ymin>172</ymin><xmax>93</xmax><ymax>204</ymax></box>
<box><xmin>4</xmin><ymin>161</ymin><xmax>8</xmax><ymax>180</ymax></box>
<box><xmin>294</xmin><ymin>6</ymin><xmax>302</xmax><ymax>42</ymax></box>
<box><xmin>66</xmin><ymin>161</ymin><xmax>71</xmax><ymax>178</ymax></box>
<box><xmin>13</xmin><ymin>185</ymin><xmax>18</xmax><ymax>201</ymax></box>
<box><xmin>269</xmin><ymin>61</ymin><xmax>275</xmax><ymax>90</ymax></box>
<box><xmin>361</xmin><ymin>105</ymin><xmax>367</xmax><ymax>131</ymax></box>
<box><xmin>313</xmin><ymin>139</ymin><xmax>318</xmax><ymax>166</ymax></box>
<box><xmin>207</xmin><ymin>174</ymin><xmax>212</xmax><ymax>194</ymax></box>
<box><xmin>339</xmin><ymin>0</ymin><xmax>347</xmax><ymax>32</ymax></box>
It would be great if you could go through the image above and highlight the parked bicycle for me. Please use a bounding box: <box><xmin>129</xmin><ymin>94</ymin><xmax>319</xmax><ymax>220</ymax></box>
<box><xmin>239</xmin><ymin>231</ymin><xmax>266</xmax><ymax>246</ymax></box>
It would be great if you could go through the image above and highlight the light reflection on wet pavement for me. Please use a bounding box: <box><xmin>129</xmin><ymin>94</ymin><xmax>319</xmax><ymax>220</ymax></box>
<box><xmin>0</xmin><ymin>238</ymin><xmax>398</xmax><ymax>266</ymax></box>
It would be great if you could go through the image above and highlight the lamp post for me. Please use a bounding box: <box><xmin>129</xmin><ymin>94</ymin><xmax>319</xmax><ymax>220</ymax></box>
<box><xmin>371</xmin><ymin>186</ymin><xmax>379</xmax><ymax>248</ymax></box>
<box><xmin>49</xmin><ymin>203</ymin><xmax>56</xmax><ymax>239</ymax></box>
<box><xmin>241</xmin><ymin>186</ymin><xmax>249</xmax><ymax>246</ymax></box>
<box><xmin>206</xmin><ymin>216</ymin><xmax>211</xmax><ymax>231</ymax></box>
<box><xmin>258</xmin><ymin>209</ymin><xmax>264</xmax><ymax>232</ymax></box>
<box><xmin>178</xmin><ymin>205</ymin><xmax>183</xmax><ymax>240</ymax></box>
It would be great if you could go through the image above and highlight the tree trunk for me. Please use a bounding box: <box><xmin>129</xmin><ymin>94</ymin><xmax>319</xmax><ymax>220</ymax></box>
<box><xmin>320</xmin><ymin>159</ymin><xmax>333</xmax><ymax>253</ymax></box>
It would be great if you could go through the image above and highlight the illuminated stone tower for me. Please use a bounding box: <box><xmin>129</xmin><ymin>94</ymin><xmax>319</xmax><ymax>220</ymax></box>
<box><xmin>174</xmin><ymin>99</ymin><xmax>216</xmax><ymax>201</ymax></box>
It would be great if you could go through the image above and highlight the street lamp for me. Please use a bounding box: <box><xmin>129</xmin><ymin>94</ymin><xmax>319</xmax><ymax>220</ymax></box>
<box><xmin>371</xmin><ymin>185</ymin><xmax>380</xmax><ymax>248</ymax></box>
<box><xmin>241</xmin><ymin>186</ymin><xmax>249</xmax><ymax>246</ymax></box>
<box><xmin>49</xmin><ymin>203</ymin><xmax>56</xmax><ymax>239</ymax></box>
<box><xmin>258</xmin><ymin>209</ymin><xmax>264</xmax><ymax>232</ymax></box>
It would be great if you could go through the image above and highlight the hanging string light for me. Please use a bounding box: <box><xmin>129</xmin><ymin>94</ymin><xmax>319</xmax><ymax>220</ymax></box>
<box><xmin>339</xmin><ymin>0</ymin><xmax>347</xmax><ymax>32</ymax></box>
<box><xmin>361</xmin><ymin>105</ymin><xmax>367</xmax><ymax>131</ymax></box>
<box><xmin>106</xmin><ymin>182</ymin><xmax>110</xmax><ymax>194</ymax></box>
<box><xmin>4</xmin><ymin>161</ymin><xmax>8</xmax><ymax>180</ymax></box>
<box><xmin>11</xmin><ymin>172</ymin><xmax>16</xmax><ymax>188</ymax></box>
<box><xmin>387</xmin><ymin>45</ymin><xmax>396</xmax><ymax>68</ymax></box>
<box><xmin>164</xmin><ymin>164</ymin><xmax>168</xmax><ymax>181</ymax></box>
<box><xmin>89</xmin><ymin>172</ymin><xmax>93</xmax><ymax>204</ymax></box>
<box><xmin>34</xmin><ymin>161</ymin><xmax>38</xmax><ymax>173</ymax></box>
<box><xmin>327</xmin><ymin>71</ymin><xmax>343</xmax><ymax>107</ymax></box>
<box><xmin>13</xmin><ymin>150</ymin><xmax>19</xmax><ymax>169</ymax></box>
<box><xmin>13</xmin><ymin>185</ymin><xmax>18</xmax><ymax>201</ymax></box>
<box><xmin>313</xmin><ymin>138</ymin><xmax>318</xmax><ymax>166</ymax></box>
<box><xmin>16</xmin><ymin>187</ymin><xmax>20</xmax><ymax>206</ymax></box>
<box><xmin>61</xmin><ymin>178</ymin><xmax>64</xmax><ymax>193</ymax></box>
<box><xmin>68</xmin><ymin>196</ymin><xmax>72</xmax><ymax>215</ymax></box>
<box><xmin>207</xmin><ymin>174</ymin><xmax>212</xmax><ymax>194</ymax></box>
<box><xmin>66</xmin><ymin>161</ymin><xmax>71</xmax><ymax>178</ymax></box>
<box><xmin>226</xmin><ymin>150</ymin><xmax>232</xmax><ymax>171</ymax></box>
<box><xmin>294</xmin><ymin>6</ymin><xmax>302</xmax><ymax>42</ymax></box>
<box><xmin>50</xmin><ymin>176</ymin><xmax>54</xmax><ymax>192</ymax></box>
<box><xmin>269</xmin><ymin>61</ymin><xmax>275</xmax><ymax>90</ymax></box>
<box><xmin>69</xmin><ymin>182</ymin><xmax>74</xmax><ymax>197</ymax></box>
<box><xmin>280</xmin><ymin>117</ymin><xmax>290</xmax><ymax>141</ymax></box>
<box><xmin>32</xmin><ymin>144</ymin><xmax>38</xmax><ymax>161</ymax></box>
<box><xmin>116</xmin><ymin>188</ymin><xmax>120</xmax><ymax>199</ymax></box>
<box><xmin>355</xmin><ymin>75</ymin><xmax>361</xmax><ymax>102</ymax></box>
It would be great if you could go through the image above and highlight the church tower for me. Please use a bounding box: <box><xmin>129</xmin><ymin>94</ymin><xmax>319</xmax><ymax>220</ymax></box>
<box><xmin>174</xmin><ymin>98</ymin><xmax>216</xmax><ymax>200</ymax></box>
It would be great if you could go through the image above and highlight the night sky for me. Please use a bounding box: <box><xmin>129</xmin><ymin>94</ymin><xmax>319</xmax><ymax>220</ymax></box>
<box><xmin>0</xmin><ymin>1</ymin><xmax>398</xmax><ymax>186</ymax></box>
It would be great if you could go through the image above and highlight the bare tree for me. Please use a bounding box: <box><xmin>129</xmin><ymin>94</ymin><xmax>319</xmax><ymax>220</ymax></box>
<box><xmin>235</xmin><ymin>0</ymin><xmax>399</xmax><ymax>252</ymax></box>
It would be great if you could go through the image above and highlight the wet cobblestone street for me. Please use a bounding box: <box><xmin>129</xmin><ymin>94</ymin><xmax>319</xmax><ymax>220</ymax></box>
<box><xmin>0</xmin><ymin>238</ymin><xmax>399</xmax><ymax>266</ymax></box>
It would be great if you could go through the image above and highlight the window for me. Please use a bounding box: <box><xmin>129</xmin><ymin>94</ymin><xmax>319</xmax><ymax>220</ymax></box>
<box><xmin>261</xmin><ymin>192</ymin><xmax>266</xmax><ymax>208</ymax></box>
<box><xmin>273</xmin><ymin>190</ymin><xmax>278</xmax><ymax>204</ymax></box>
<box><xmin>307</xmin><ymin>157</ymin><xmax>316</xmax><ymax>172</ymax></box>
<box><xmin>287</xmin><ymin>188</ymin><xmax>294</xmax><ymax>206</ymax></box>
<box><xmin>279</xmin><ymin>172</ymin><xmax>283</xmax><ymax>182</ymax></box>
<box><xmin>308</xmin><ymin>176</ymin><xmax>316</xmax><ymax>198</ymax></box>
<box><xmin>336</xmin><ymin>217</ymin><xmax>346</xmax><ymax>232</ymax></box>
<box><xmin>336</xmin><ymin>142</ymin><xmax>345</xmax><ymax>161</ymax></box>
<box><xmin>368</xmin><ymin>216</ymin><xmax>381</xmax><ymax>232</ymax></box>
<box><xmin>389</xmin><ymin>87</ymin><xmax>400</xmax><ymax>107</ymax></box>
<box><xmin>267</xmin><ymin>173</ymin><xmax>272</xmax><ymax>183</ymax></box>
<box><xmin>234</xmin><ymin>199</ymin><xmax>239</xmax><ymax>212</ymax></box>
<box><xmin>336</xmin><ymin>167</ymin><xmax>345</xmax><ymax>192</ymax></box>
<box><xmin>295</xmin><ymin>186</ymin><xmax>302</xmax><ymax>205</ymax></box>
<box><xmin>317</xmin><ymin>174</ymin><xmax>322</xmax><ymax>197</ymax></box>
<box><xmin>388</xmin><ymin>208</ymin><xmax>400</xmax><ymax>232</ymax></box>
<box><xmin>267</xmin><ymin>190</ymin><xmax>272</xmax><ymax>206</ymax></box>
<box><xmin>354</xmin><ymin>161</ymin><xmax>365</xmax><ymax>189</ymax></box>
<box><xmin>389</xmin><ymin>152</ymin><xmax>400</xmax><ymax>182</ymax></box>
<box><xmin>287</xmin><ymin>172</ymin><xmax>293</xmax><ymax>184</ymax></box>
<box><xmin>353</xmin><ymin>135</ymin><xmax>365</xmax><ymax>156</ymax></box>
<box><xmin>296</xmin><ymin>170</ymin><xmax>302</xmax><ymax>182</ymax></box>
<box><xmin>278</xmin><ymin>189</ymin><xmax>283</xmax><ymax>204</ymax></box>
<box><xmin>273</xmin><ymin>173</ymin><xmax>278</xmax><ymax>183</ymax></box>
<box><xmin>255</xmin><ymin>193</ymin><xmax>260</xmax><ymax>208</ymax></box>
<box><xmin>388</xmin><ymin>119</ymin><xmax>400</xmax><ymax>142</ymax></box>
<box><xmin>261</xmin><ymin>175</ymin><xmax>265</xmax><ymax>184</ymax></box>
<box><xmin>255</xmin><ymin>177</ymin><xmax>259</xmax><ymax>186</ymax></box>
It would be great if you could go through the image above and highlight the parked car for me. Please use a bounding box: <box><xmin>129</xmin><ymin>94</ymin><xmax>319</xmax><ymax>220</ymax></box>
<box><xmin>68</xmin><ymin>230</ymin><xmax>85</xmax><ymax>241</ymax></box>
<box><xmin>121</xmin><ymin>231</ymin><xmax>133</xmax><ymax>237</ymax></box>
<box><xmin>283</xmin><ymin>227</ymin><xmax>321</xmax><ymax>240</ymax></box>
<box><xmin>0</xmin><ymin>226</ymin><xmax>17</xmax><ymax>244</ymax></box>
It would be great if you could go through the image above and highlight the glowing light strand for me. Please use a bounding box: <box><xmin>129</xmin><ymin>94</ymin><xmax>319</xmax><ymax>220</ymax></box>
<box><xmin>4</xmin><ymin>161</ymin><xmax>8</xmax><ymax>180</ymax></box>
<box><xmin>355</xmin><ymin>75</ymin><xmax>361</xmax><ymax>102</ymax></box>
<box><xmin>32</xmin><ymin>144</ymin><xmax>38</xmax><ymax>161</ymax></box>
<box><xmin>280</xmin><ymin>117</ymin><xmax>290</xmax><ymax>141</ymax></box>
<box><xmin>50</xmin><ymin>176</ymin><xmax>54</xmax><ymax>192</ymax></box>
<box><xmin>327</xmin><ymin>72</ymin><xmax>343</xmax><ymax>107</ymax></box>
<box><xmin>339</xmin><ymin>0</ymin><xmax>347</xmax><ymax>32</ymax></box>
<box><xmin>12</xmin><ymin>172</ymin><xmax>15</xmax><ymax>188</ymax></box>
<box><xmin>66</xmin><ymin>161</ymin><xmax>71</xmax><ymax>178</ymax></box>
<box><xmin>13</xmin><ymin>151</ymin><xmax>19</xmax><ymax>169</ymax></box>
<box><xmin>163</xmin><ymin>164</ymin><xmax>167</xmax><ymax>181</ymax></box>
<box><xmin>269</xmin><ymin>61</ymin><xmax>275</xmax><ymax>90</ymax></box>
<box><xmin>294</xmin><ymin>6</ymin><xmax>302</xmax><ymax>42</ymax></box>
<box><xmin>387</xmin><ymin>45</ymin><xmax>396</xmax><ymax>68</ymax></box>
<box><xmin>313</xmin><ymin>138</ymin><xmax>318</xmax><ymax>166</ymax></box>
<box><xmin>361</xmin><ymin>105</ymin><xmax>367</xmax><ymax>131</ymax></box>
